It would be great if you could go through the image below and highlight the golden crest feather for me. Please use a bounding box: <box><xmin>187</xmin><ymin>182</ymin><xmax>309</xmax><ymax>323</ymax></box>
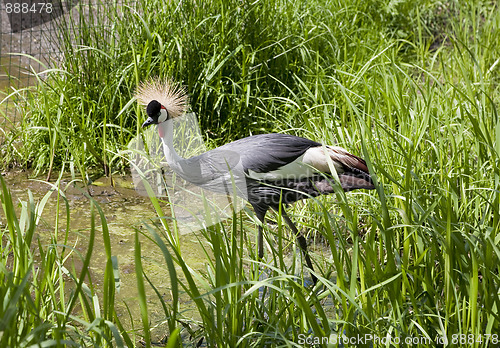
<box><xmin>135</xmin><ymin>78</ymin><xmax>189</xmax><ymax>118</ymax></box>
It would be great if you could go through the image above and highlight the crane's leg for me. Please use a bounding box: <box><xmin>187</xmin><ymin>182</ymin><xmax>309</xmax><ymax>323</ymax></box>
<box><xmin>280</xmin><ymin>206</ymin><xmax>318</xmax><ymax>285</ymax></box>
<box><xmin>258</xmin><ymin>225</ymin><xmax>264</xmax><ymax>259</ymax></box>
<box><xmin>254</xmin><ymin>210</ymin><xmax>266</xmax><ymax>260</ymax></box>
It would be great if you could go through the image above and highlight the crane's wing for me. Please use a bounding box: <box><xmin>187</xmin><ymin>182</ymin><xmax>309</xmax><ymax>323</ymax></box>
<box><xmin>216</xmin><ymin>133</ymin><xmax>322</xmax><ymax>174</ymax></box>
<box><xmin>213</xmin><ymin>134</ymin><xmax>374</xmax><ymax>190</ymax></box>
<box><xmin>127</xmin><ymin>112</ymin><xmax>247</xmax><ymax>235</ymax></box>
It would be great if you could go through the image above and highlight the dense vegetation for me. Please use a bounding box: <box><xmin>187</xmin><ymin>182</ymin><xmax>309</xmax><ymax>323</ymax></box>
<box><xmin>1</xmin><ymin>0</ymin><xmax>500</xmax><ymax>346</ymax></box>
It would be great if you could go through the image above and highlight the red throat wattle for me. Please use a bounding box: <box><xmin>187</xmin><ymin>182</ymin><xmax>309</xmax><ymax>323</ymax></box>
<box><xmin>158</xmin><ymin>126</ymin><xmax>164</xmax><ymax>138</ymax></box>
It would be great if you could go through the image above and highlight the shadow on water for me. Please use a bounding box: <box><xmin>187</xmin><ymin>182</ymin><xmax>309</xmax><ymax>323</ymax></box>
<box><xmin>1</xmin><ymin>170</ymin><xmax>208</xmax><ymax>341</ymax></box>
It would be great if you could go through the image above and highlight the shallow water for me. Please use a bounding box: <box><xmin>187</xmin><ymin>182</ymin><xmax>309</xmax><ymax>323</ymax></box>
<box><xmin>1</xmin><ymin>170</ymin><xmax>209</xmax><ymax>341</ymax></box>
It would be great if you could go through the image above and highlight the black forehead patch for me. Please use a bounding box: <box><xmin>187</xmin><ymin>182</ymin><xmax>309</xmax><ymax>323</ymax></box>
<box><xmin>146</xmin><ymin>100</ymin><xmax>162</xmax><ymax>117</ymax></box>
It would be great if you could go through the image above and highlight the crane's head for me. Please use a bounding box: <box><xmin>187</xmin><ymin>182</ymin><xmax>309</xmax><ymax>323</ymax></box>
<box><xmin>142</xmin><ymin>100</ymin><xmax>168</xmax><ymax>128</ymax></box>
<box><xmin>135</xmin><ymin>77</ymin><xmax>188</xmax><ymax>128</ymax></box>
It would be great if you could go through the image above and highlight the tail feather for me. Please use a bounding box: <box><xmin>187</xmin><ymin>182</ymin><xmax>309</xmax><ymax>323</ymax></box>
<box><xmin>327</xmin><ymin>146</ymin><xmax>375</xmax><ymax>191</ymax></box>
<box><xmin>328</xmin><ymin>146</ymin><xmax>370</xmax><ymax>174</ymax></box>
<box><xmin>338</xmin><ymin>172</ymin><xmax>375</xmax><ymax>191</ymax></box>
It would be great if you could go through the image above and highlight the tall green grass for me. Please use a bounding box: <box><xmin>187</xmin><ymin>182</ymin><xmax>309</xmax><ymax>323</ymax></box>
<box><xmin>1</xmin><ymin>0</ymin><xmax>499</xmax><ymax>346</ymax></box>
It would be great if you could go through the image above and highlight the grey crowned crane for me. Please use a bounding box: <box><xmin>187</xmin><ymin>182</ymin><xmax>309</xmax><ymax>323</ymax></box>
<box><xmin>137</xmin><ymin>79</ymin><xmax>375</xmax><ymax>284</ymax></box>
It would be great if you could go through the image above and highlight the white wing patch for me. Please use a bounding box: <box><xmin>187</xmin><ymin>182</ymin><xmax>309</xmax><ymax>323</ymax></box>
<box><xmin>247</xmin><ymin>146</ymin><xmax>345</xmax><ymax>181</ymax></box>
<box><xmin>303</xmin><ymin>146</ymin><xmax>344</xmax><ymax>173</ymax></box>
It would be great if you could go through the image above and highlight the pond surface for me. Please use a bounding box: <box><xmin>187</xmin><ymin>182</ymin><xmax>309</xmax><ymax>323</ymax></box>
<box><xmin>1</xmin><ymin>170</ymin><xmax>211</xmax><ymax>341</ymax></box>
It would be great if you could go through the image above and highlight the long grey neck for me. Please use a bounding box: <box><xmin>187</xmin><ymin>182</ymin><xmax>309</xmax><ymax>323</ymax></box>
<box><xmin>158</xmin><ymin>120</ymin><xmax>184</xmax><ymax>170</ymax></box>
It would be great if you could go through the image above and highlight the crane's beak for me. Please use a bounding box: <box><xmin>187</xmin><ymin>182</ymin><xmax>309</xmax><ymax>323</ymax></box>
<box><xmin>142</xmin><ymin>117</ymin><xmax>155</xmax><ymax>128</ymax></box>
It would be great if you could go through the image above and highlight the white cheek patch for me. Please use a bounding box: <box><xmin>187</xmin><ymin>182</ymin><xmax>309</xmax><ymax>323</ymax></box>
<box><xmin>158</xmin><ymin>109</ymin><xmax>168</xmax><ymax>123</ymax></box>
